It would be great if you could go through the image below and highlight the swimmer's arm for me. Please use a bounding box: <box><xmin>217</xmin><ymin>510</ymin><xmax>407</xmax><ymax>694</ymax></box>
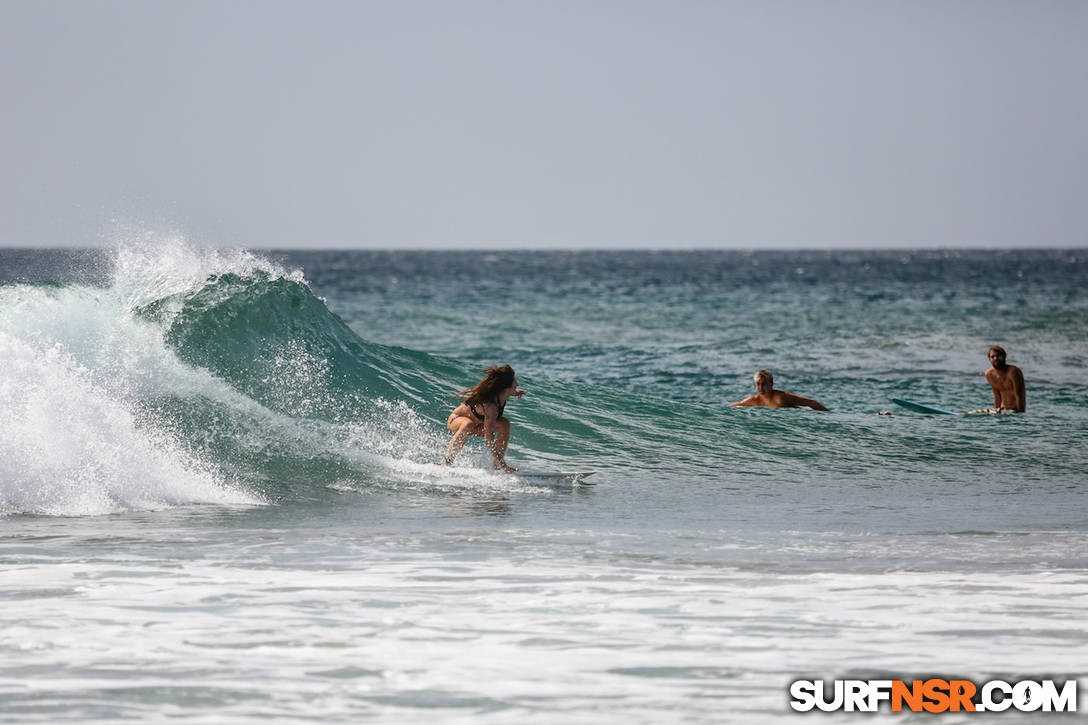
<box><xmin>1013</xmin><ymin>367</ymin><xmax>1026</xmax><ymax>412</ymax></box>
<box><xmin>987</xmin><ymin>369</ymin><xmax>1002</xmax><ymax>408</ymax></box>
<box><xmin>783</xmin><ymin>392</ymin><xmax>829</xmax><ymax>411</ymax></box>
<box><xmin>729</xmin><ymin>396</ymin><xmax>759</xmax><ymax>407</ymax></box>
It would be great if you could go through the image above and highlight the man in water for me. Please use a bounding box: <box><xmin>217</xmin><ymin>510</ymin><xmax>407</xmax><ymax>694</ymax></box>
<box><xmin>981</xmin><ymin>345</ymin><xmax>1026</xmax><ymax>413</ymax></box>
<box><xmin>730</xmin><ymin>369</ymin><xmax>829</xmax><ymax>411</ymax></box>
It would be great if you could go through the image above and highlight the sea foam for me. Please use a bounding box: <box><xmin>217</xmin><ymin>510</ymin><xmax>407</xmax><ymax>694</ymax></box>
<box><xmin>0</xmin><ymin>329</ymin><xmax>257</xmax><ymax>516</ymax></box>
<box><xmin>0</xmin><ymin>237</ymin><xmax>285</xmax><ymax>516</ymax></box>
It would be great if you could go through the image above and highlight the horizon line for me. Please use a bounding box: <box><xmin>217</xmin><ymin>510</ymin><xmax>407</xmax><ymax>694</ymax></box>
<box><xmin>1</xmin><ymin>243</ymin><xmax>1085</xmax><ymax>253</ymax></box>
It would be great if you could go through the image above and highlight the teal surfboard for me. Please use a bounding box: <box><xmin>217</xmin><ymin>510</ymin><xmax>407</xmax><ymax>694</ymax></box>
<box><xmin>513</xmin><ymin>471</ymin><xmax>596</xmax><ymax>485</ymax></box>
<box><xmin>891</xmin><ymin>398</ymin><xmax>957</xmax><ymax>416</ymax></box>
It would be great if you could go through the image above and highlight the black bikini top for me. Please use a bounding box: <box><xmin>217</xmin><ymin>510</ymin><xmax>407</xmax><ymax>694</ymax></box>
<box><xmin>470</xmin><ymin>398</ymin><xmax>505</xmax><ymax>421</ymax></box>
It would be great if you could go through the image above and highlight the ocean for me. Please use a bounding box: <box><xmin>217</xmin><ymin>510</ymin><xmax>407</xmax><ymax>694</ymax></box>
<box><xmin>1</xmin><ymin>242</ymin><xmax>1085</xmax><ymax>723</ymax></box>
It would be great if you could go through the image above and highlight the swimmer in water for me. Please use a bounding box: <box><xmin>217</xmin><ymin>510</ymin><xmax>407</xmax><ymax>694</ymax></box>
<box><xmin>730</xmin><ymin>369</ymin><xmax>829</xmax><ymax>411</ymax></box>
<box><xmin>975</xmin><ymin>345</ymin><xmax>1025</xmax><ymax>414</ymax></box>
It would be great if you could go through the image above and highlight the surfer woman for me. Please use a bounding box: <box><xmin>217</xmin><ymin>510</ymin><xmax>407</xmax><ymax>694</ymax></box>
<box><xmin>442</xmin><ymin>365</ymin><xmax>525</xmax><ymax>472</ymax></box>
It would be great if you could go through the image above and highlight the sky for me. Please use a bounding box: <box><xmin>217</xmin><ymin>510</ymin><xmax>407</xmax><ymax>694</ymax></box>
<box><xmin>1</xmin><ymin>0</ymin><xmax>1085</xmax><ymax>249</ymax></box>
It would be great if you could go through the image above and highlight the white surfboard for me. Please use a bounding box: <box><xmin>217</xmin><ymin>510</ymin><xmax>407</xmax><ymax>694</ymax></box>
<box><xmin>512</xmin><ymin>471</ymin><xmax>597</xmax><ymax>486</ymax></box>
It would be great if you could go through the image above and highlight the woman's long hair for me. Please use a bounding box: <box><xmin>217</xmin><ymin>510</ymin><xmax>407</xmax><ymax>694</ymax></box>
<box><xmin>457</xmin><ymin>365</ymin><xmax>516</xmax><ymax>406</ymax></box>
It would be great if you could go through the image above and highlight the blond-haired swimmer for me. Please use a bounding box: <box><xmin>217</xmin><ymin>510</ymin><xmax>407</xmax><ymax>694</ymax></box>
<box><xmin>730</xmin><ymin>369</ymin><xmax>829</xmax><ymax>411</ymax></box>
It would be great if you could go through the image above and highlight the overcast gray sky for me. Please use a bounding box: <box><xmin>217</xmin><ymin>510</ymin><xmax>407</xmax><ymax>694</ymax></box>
<box><xmin>1</xmin><ymin>0</ymin><xmax>1085</xmax><ymax>249</ymax></box>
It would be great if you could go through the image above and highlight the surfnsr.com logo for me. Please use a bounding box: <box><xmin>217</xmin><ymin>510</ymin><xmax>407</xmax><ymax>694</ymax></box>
<box><xmin>789</xmin><ymin>679</ymin><xmax>1078</xmax><ymax>713</ymax></box>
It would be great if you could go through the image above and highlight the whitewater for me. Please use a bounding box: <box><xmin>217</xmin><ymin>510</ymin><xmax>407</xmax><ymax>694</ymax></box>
<box><xmin>1</xmin><ymin>241</ymin><xmax>1085</xmax><ymax>723</ymax></box>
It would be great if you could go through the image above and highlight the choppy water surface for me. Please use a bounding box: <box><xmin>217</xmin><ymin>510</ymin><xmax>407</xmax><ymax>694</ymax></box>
<box><xmin>1</xmin><ymin>244</ymin><xmax>1085</xmax><ymax>722</ymax></box>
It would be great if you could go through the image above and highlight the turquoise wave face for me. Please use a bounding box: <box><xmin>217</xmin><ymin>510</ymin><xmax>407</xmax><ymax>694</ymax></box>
<box><xmin>161</xmin><ymin>272</ymin><xmax>403</xmax><ymax>419</ymax></box>
<box><xmin>146</xmin><ymin>268</ymin><xmax>688</xmax><ymax>478</ymax></box>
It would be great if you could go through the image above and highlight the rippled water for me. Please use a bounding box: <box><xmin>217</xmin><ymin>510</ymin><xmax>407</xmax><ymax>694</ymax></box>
<box><xmin>0</xmin><ymin>244</ymin><xmax>1085</xmax><ymax>722</ymax></box>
